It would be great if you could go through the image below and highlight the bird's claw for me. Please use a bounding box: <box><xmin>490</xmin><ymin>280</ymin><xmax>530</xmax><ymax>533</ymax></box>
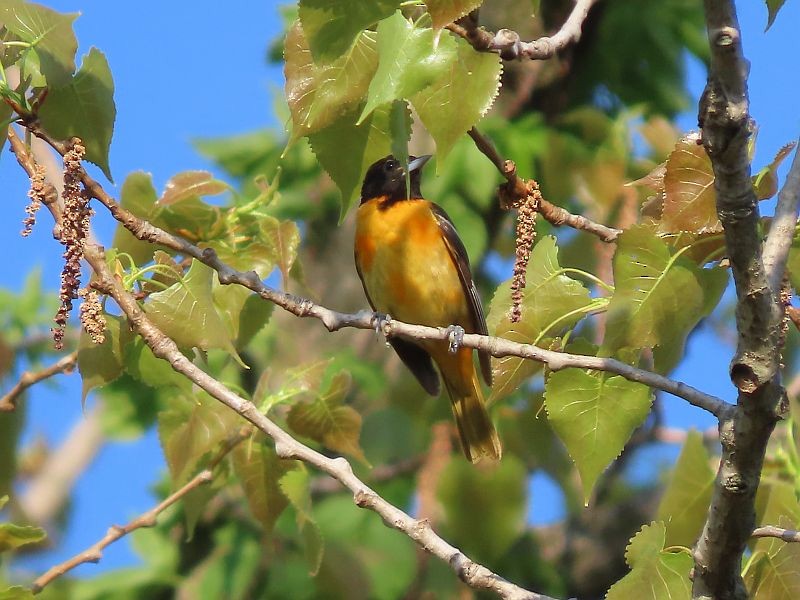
<box><xmin>372</xmin><ymin>312</ymin><xmax>392</xmax><ymax>344</ymax></box>
<box><xmin>446</xmin><ymin>325</ymin><xmax>465</xmax><ymax>354</ymax></box>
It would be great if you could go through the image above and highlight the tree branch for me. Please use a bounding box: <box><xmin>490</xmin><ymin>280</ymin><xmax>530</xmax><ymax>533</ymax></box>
<box><xmin>467</xmin><ymin>127</ymin><xmax>621</xmax><ymax>243</ymax></box>
<box><xmin>446</xmin><ymin>0</ymin><xmax>598</xmax><ymax>61</ymax></box>
<box><xmin>693</xmin><ymin>1</ymin><xmax>787</xmax><ymax>598</ymax></box>
<box><xmin>0</xmin><ymin>351</ymin><xmax>77</xmax><ymax>412</ymax></box>
<box><xmin>751</xmin><ymin>525</ymin><xmax>800</xmax><ymax>543</ymax></box>
<box><xmin>762</xmin><ymin>142</ymin><xmax>800</xmax><ymax>292</ymax></box>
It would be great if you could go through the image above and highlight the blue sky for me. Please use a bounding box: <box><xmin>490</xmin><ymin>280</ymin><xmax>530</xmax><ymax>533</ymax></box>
<box><xmin>2</xmin><ymin>0</ymin><xmax>799</xmax><ymax>580</ymax></box>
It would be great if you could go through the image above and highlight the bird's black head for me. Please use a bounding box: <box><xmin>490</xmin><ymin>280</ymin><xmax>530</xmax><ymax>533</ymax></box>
<box><xmin>360</xmin><ymin>154</ymin><xmax>431</xmax><ymax>205</ymax></box>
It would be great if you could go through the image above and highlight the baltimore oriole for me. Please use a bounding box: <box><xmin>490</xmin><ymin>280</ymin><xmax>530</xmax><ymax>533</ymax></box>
<box><xmin>354</xmin><ymin>155</ymin><xmax>501</xmax><ymax>462</ymax></box>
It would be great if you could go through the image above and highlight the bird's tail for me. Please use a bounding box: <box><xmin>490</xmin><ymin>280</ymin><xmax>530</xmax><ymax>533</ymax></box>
<box><xmin>440</xmin><ymin>350</ymin><xmax>502</xmax><ymax>463</ymax></box>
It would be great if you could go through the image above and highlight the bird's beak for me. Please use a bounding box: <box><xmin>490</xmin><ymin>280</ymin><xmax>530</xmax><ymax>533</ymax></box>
<box><xmin>408</xmin><ymin>155</ymin><xmax>432</xmax><ymax>173</ymax></box>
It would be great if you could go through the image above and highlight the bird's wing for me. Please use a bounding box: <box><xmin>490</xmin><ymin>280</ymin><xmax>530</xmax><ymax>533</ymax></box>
<box><xmin>429</xmin><ymin>203</ymin><xmax>492</xmax><ymax>387</ymax></box>
<box><xmin>355</xmin><ymin>248</ymin><xmax>441</xmax><ymax>396</ymax></box>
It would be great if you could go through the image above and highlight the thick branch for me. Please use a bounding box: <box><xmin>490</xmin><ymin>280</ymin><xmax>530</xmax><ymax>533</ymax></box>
<box><xmin>447</xmin><ymin>0</ymin><xmax>598</xmax><ymax>61</ymax></box>
<box><xmin>751</xmin><ymin>525</ymin><xmax>800</xmax><ymax>543</ymax></box>
<box><xmin>693</xmin><ymin>1</ymin><xmax>787</xmax><ymax>598</ymax></box>
<box><xmin>762</xmin><ymin>142</ymin><xmax>800</xmax><ymax>291</ymax></box>
<box><xmin>467</xmin><ymin>128</ymin><xmax>621</xmax><ymax>243</ymax></box>
<box><xmin>0</xmin><ymin>351</ymin><xmax>77</xmax><ymax>412</ymax></box>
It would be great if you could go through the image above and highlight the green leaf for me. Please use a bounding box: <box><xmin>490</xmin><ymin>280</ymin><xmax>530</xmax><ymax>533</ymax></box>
<box><xmin>280</xmin><ymin>466</ymin><xmax>325</xmax><ymax>575</ymax></box>
<box><xmin>0</xmin><ymin>587</ymin><xmax>34</xmax><ymax>600</ymax></box>
<box><xmin>486</xmin><ymin>237</ymin><xmax>593</xmax><ymax>403</ymax></box>
<box><xmin>753</xmin><ymin>142</ymin><xmax>796</xmax><ymax>200</ymax></box>
<box><xmin>0</xmin><ymin>0</ymin><xmax>78</xmax><ymax>86</ymax></box>
<box><xmin>158</xmin><ymin>170</ymin><xmax>230</xmax><ymax>205</ymax></box>
<box><xmin>606</xmin><ymin>522</ymin><xmax>692</xmax><ymax>600</ymax></box>
<box><xmin>97</xmin><ymin>374</ymin><xmax>161</xmax><ymax>439</ymax></box>
<box><xmin>389</xmin><ymin>99</ymin><xmax>411</xmax><ymax>196</ymax></box>
<box><xmin>438</xmin><ymin>455</ymin><xmax>527</xmax><ymax>561</ymax></box>
<box><xmin>157</xmin><ymin>390</ymin><xmax>239</xmax><ymax>485</ymax></box>
<box><xmin>308</xmin><ymin>103</ymin><xmax>395</xmax><ymax>214</ymax></box>
<box><xmin>286</xmin><ymin>371</ymin><xmax>367</xmax><ymax>463</ymax></box>
<box><xmin>37</xmin><ymin>48</ymin><xmax>115</xmax><ymax>180</ymax></box>
<box><xmin>111</xmin><ymin>171</ymin><xmax>158</xmax><ymax>265</ymax></box>
<box><xmin>656</xmin><ymin>430</ymin><xmax>715</xmax><ymax>547</ymax></box>
<box><xmin>745</xmin><ymin>516</ymin><xmax>800</xmax><ymax>599</ymax></box>
<box><xmin>284</xmin><ymin>20</ymin><xmax>378</xmax><ymax>140</ymax></box>
<box><xmin>298</xmin><ymin>0</ymin><xmax>400</xmax><ymax>61</ymax></box>
<box><xmin>766</xmin><ymin>0</ymin><xmax>787</xmax><ymax>30</ymax></box>
<box><xmin>232</xmin><ymin>440</ymin><xmax>294</xmax><ymax>533</ymax></box>
<box><xmin>545</xmin><ymin>369</ymin><xmax>652</xmax><ymax>503</ymax></box>
<box><xmin>412</xmin><ymin>35</ymin><xmax>502</xmax><ymax>162</ymax></box>
<box><xmin>603</xmin><ymin>226</ymin><xmax>728</xmax><ymax>373</ymax></box>
<box><xmin>0</xmin><ymin>521</ymin><xmax>46</xmax><ymax>552</ymax></box>
<box><xmin>359</xmin><ymin>11</ymin><xmax>457</xmax><ymax>123</ymax></box>
<box><xmin>754</xmin><ymin>479</ymin><xmax>800</xmax><ymax>554</ymax></box>
<box><xmin>260</xmin><ymin>217</ymin><xmax>301</xmax><ymax>285</ymax></box>
<box><xmin>145</xmin><ymin>259</ymin><xmax>242</xmax><ymax>363</ymax></box>
<box><xmin>654</xmin><ymin>133</ymin><xmax>718</xmax><ymax>234</ymax></box>
<box><xmin>424</xmin><ymin>0</ymin><xmax>483</xmax><ymax>31</ymax></box>
<box><xmin>122</xmin><ymin>337</ymin><xmax>191</xmax><ymax>392</ymax></box>
<box><xmin>77</xmin><ymin>315</ymin><xmax>129</xmax><ymax>402</ymax></box>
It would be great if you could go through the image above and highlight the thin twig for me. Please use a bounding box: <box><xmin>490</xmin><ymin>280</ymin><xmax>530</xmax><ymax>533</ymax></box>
<box><xmin>763</xmin><ymin>141</ymin><xmax>800</xmax><ymax>292</ymax></box>
<box><xmin>31</xmin><ymin>468</ymin><xmax>214</xmax><ymax>593</ymax></box>
<box><xmin>467</xmin><ymin>128</ymin><xmax>621</xmax><ymax>243</ymax></box>
<box><xmin>0</xmin><ymin>351</ymin><xmax>77</xmax><ymax>412</ymax></box>
<box><xmin>751</xmin><ymin>525</ymin><xmax>800</xmax><ymax>543</ymax></box>
<box><xmin>446</xmin><ymin>0</ymin><xmax>598</xmax><ymax>61</ymax></box>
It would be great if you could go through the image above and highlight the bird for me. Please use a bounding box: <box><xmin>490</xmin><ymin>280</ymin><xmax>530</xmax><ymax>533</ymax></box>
<box><xmin>354</xmin><ymin>154</ymin><xmax>501</xmax><ymax>463</ymax></box>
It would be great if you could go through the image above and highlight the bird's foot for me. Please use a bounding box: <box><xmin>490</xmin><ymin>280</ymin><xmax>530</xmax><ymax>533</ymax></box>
<box><xmin>372</xmin><ymin>312</ymin><xmax>393</xmax><ymax>344</ymax></box>
<box><xmin>445</xmin><ymin>325</ymin><xmax>465</xmax><ymax>354</ymax></box>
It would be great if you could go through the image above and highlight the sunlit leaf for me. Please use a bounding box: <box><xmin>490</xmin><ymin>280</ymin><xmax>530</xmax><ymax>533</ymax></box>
<box><xmin>545</xmin><ymin>369</ymin><xmax>652</xmax><ymax>503</ymax></box>
<box><xmin>359</xmin><ymin>11</ymin><xmax>457</xmax><ymax>123</ymax></box>
<box><xmin>159</xmin><ymin>170</ymin><xmax>230</xmax><ymax>205</ymax></box>
<box><xmin>298</xmin><ymin>0</ymin><xmax>399</xmax><ymax>61</ymax></box>
<box><xmin>745</xmin><ymin>516</ymin><xmax>800</xmax><ymax>599</ymax></box>
<box><xmin>606</xmin><ymin>522</ymin><xmax>692</xmax><ymax>599</ymax></box>
<box><xmin>111</xmin><ymin>171</ymin><xmax>158</xmax><ymax>265</ymax></box>
<box><xmin>0</xmin><ymin>0</ymin><xmax>78</xmax><ymax>86</ymax></box>
<box><xmin>412</xmin><ymin>35</ymin><xmax>502</xmax><ymax>162</ymax></box>
<box><xmin>753</xmin><ymin>142</ymin><xmax>796</xmax><ymax>200</ymax></box>
<box><xmin>284</xmin><ymin>20</ymin><xmax>378</xmax><ymax>140</ymax></box>
<box><xmin>233</xmin><ymin>440</ymin><xmax>294</xmax><ymax>533</ymax></box>
<box><xmin>0</xmin><ymin>521</ymin><xmax>45</xmax><ymax>552</ymax></box>
<box><xmin>656</xmin><ymin>430</ymin><xmax>715</xmax><ymax>547</ymax></box>
<box><xmin>77</xmin><ymin>315</ymin><xmax>129</xmax><ymax>402</ymax></box>
<box><xmin>38</xmin><ymin>48</ymin><xmax>115</xmax><ymax>180</ymax></box>
<box><xmin>486</xmin><ymin>237</ymin><xmax>593</xmax><ymax>403</ymax></box>
<box><xmin>424</xmin><ymin>0</ymin><xmax>482</xmax><ymax>31</ymax></box>
<box><xmin>438</xmin><ymin>455</ymin><xmax>527</xmax><ymax>561</ymax></box>
<box><xmin>286</xmin><ymin>371</ymin><xmax>367</xmax><ymax>463</ymax></box>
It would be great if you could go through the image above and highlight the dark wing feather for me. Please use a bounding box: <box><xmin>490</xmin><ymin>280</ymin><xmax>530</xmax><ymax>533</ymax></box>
<box><xmin>355</xmin><ymin>250</ymin><xmax>441</xmax><ymax>396</ymax></box>
<box><xmin>429</xmin><ymin>203</ymin><xmax>493</xmax><ymax>386</ymax></box>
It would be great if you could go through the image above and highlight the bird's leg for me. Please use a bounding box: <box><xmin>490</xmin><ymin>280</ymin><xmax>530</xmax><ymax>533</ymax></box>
<box><xmin>371</xmin><ymin>312</ymin><xmax>393</xmax><ymax>343</ymax></box>
<box><xmin>445</xmin><ymin>325</ymin><xmax>465</xmax><ymax>354</ymax></box>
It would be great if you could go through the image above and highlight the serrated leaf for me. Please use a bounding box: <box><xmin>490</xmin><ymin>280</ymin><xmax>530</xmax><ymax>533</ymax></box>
<box><xmin>286</xmin><ymin>371</ymin><xmax>367</xmax><ymax>463</ymax></box>
<box><xmin>280</xmin><ymin>466</ymin><xmax>324</xmax><ymax>575</ymax></box>
<box><xmin>233</xmin><ymin>441</ymin><xmax>294</xmax><ymax>533</ymax></box>
<box><xmin>284</xmin><ymin>20</ymin><xmax>378</xmax><ymax>140</ymax></box>
<box><xmin>656</xmin><ymin>430</ymin><xmax>715</xmax><ymax>547</ymax></box>
<box><xmin>38</xmin><ymin>48</ymin><xmax>115</xmax><ymax>180</ymax></box>
<box><xmin>606</xmin><ymin>522</ymin><xmax>692</xmax><ymax>600</ymax></box>
<box><xmin>412</xmin><ymin>36</ymin><xmax>501</xmax><ymax>162</ymax></box>
<box><xmin>261</xmin><ymin>217</ymin><xmax>301</xmax><ymax>286</ymax></box>
<box><xmin>486</xmin><ymin>237</ymin><xmax>593</xmax><ymax>403</ymax></box>
<box><xmin>77</xmin><ymin>315</ymin><xmax>128</xmax><ymax>402</ymax></box>
<box><xmin>145</xmin><ymin>259</ymin><xmax>242</xmax><ymax>363</ymax></box>
<box><xmin>745</xmin><ymin>516</ymin><xmax>800</xmax><ymax>599</ymax></box>
<box><xmin>0</xmin><ymin>521</ymin><xmax>46</xmax><ymax>552</ymax></box>
<box><xmin>359</xmin><ymin>11</ymin><xmax>457</xmax><ymax>123</ymax></box>
<box><xmin>111</xmin><ymin>171</ymin><xmax>158</xmax><ymax>265</ymax></box>
<box><xmin>424</xmin><ymin>0</ymin><xmax>482</xmax><ymax>31</ymax></box>
<box><xmin>308</xmin><ymin>103</ymin><xmax>394</xmax><ymax>214</ymax></box>
<box><xmin>658</xmin><ymin>133</ymin><xmax>720</xmax><ymax>235</ymax></box>
<box><xmin>438</xmin><ymin>455</ymin><xmax>527</xmax><ymax>561</ymax></box>
<box><xmin>753</xmin><ymin>142</ymin><xmax>796</xmax><ymax>200</ymax></box>
<box><xmin>766</xmin><ymin>0</ymin><xmax>787</xmax><ymax>30</ymax></box>
<box><xmin>159</xmin><ymin>170</ymin><xmax>230</xmax><ymax>205</ymax></box>
<box><xmin>157</xmin><ymin>391</ymin><xmax>239</xmax><ymax>485</ymax></box>
<box><xmin>545</xmin><ymin>369</ymin><xmax>652</xmax><ymax>503</ymax></box>
<box><xmin>298</xmin><ymin>0</ymin><xmax>400</xmax><ymax>61</ymax></box>
<box><xmin>603</xmin><ymin>225</ymin><xmax>728</xmax><ymax>373</ymax></box>
<box><xmin>0</xmin><ymin>0</ymin><xmax>77</xmax><ymax>86</ymax></box>
<box><xmin>0</xmin><ymin>587</ymin><xmax>34</xmax><ymax>600</ymax></box>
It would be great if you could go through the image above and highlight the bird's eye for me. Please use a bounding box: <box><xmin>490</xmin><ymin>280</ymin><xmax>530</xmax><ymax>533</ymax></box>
<box><xmin>384</xmin><ymin>159</ymin><xmax>397</xmax><ymax>172</ymax></box>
